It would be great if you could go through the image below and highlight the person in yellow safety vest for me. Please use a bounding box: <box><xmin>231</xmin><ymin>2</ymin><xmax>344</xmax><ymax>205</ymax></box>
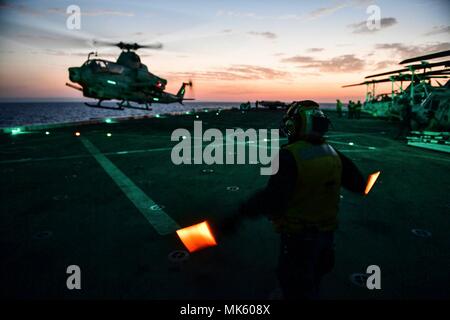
<box><xmin>219</xmin><ymin>100</ymin><xmax>367</xmax><ymax>299</ymax></box>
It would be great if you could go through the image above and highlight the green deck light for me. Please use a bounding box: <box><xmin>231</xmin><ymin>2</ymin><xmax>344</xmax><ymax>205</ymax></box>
<box><xmin>196</xmin><ymin>115</ymin><xmax>199</xmax><ymax>119</ymax></box>
<box><xmin>11</xmin><ymin>128</ymin><xmax>22</xmax><ymax>135</ymax></box>
<box><xmin>155</xmin><ymin>114</ymin><xmax>160</xmax><ymax>118</ymax></box>
<box><xmin>45</xmin><ymin>131</ymin><xmax>50</xmax><ymax>135</ymax></box>
<box><xmin>107</xmin><ymin>133</ymin><xmax>112</xmax><ymax>137</ymax></box>
<box><xmin>153</xmin><ymin>97</ymin><xmax>160</xmax><ymax>101</ymax></box>
<box><xmin>105</xmin><ymin>118</ymin><xmax>112</xmax><ymax>124</ymax></box>
<box><xmin>107</xmin><ymin>80</ymin><xmax>117</xmax><ymax>85</ymax></box>
<box><xmin>349</xmin><ymin>142</ymin><xmax>354</xmax><ymax>146</ymax></box>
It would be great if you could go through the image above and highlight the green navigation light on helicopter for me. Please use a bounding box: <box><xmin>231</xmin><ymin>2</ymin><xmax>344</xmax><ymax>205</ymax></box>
<box><xmin>107</xmin><ymin>80</ymin><xmax>117</xmax><ymax>85</ymax></box>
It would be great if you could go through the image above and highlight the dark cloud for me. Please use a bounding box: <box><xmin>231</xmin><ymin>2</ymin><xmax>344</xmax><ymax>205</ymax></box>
<box><xmin>375</xmin><ymin>42</ymin><xmax>450</xmax><ymax>59</ymax></box>
<box><xmin>307</xmin><ymin>48</ymin><xmax>324</xmax><ymax>53</ymax></box>
<box><xmin>248</xmin><ymin>31</ymin><xmax>277</xmax><ymax>39</ymax></box>
<box><xmin>424</xmin><ymin>25</ymin><xmax>450</xmax><ymax>36</ymax></box>
<box><xmin>307</xmin><ymin>0</ymin><xmax>373</xmax><ymax>19</ymax></box>
<box><xmin>47</xmin><ymin>7</ymin><xmax>134</xmax><ymax>16</ymax></box>
<box><xmin>349</xmin><ymin>17</ymin><xmax>398</xmax><ymax>34</ymax></box>
<box><xmin>282</xmin><ymin>54</ymin><xmax>364</xmax><ymax>73</ymax></box>
<box><xmin>0</xmin><ymin>2</ymin><xmax>41</xmax><ymax>15</ymax></box>
<box><xmin>281</xmin><ymin>56</ymin><xmax>316</xmax><ymax>64</ymax></box>
<box><xmin>308</xmin><ymin>3</ymin><xmax>347</xmax><ymax>19</ymax></box>
<box><xmin>0</xmin><ymin>2</ymin><xmax>134</xmax><ymax>17</ymax></box>
<box><xmin>374</xmin><ymin>60</ymin><xmax>397</xmax><ymax>69</ymax></box>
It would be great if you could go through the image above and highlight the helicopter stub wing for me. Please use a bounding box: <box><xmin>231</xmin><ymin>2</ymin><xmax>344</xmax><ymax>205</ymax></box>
<box><xmin>66</xmin><ymin>82</ymin><xmax>83</xmax><ymax>91</ymax></box>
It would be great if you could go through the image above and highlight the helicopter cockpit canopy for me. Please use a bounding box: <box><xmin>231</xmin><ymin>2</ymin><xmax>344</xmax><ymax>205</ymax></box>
<box><xmin>83</xmin><ymin>59</ymin><xmax>124</xmax><ymax>75</ymax></box>
<box><xmin>116</xmin><ymin>51</ymin><xmax>142</xmax><ymax>69</ymax></box>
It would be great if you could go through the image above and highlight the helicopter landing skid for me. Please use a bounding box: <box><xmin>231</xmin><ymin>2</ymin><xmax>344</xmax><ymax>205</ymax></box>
<box><xmin>85</xmin><ymin>100</ymin><xmax>124</xmax><ymax>110</ymax></box>
<box><xmin>118</xmin><ymin>100</ymin><xmax>152</xmax><ymax>111</ymax></box>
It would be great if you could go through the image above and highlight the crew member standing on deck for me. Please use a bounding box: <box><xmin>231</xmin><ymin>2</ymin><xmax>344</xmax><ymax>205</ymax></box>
<box><xmin>355</xmin><ymin>100</ymin><xmax>362</xmax><ymax>119</ymax></box>
<box><xmin>220</xmin><ymin>100</ymin><xmax>367</xmax><ymax>299</ymax></box>
<box><xmin>396</xmin><ymin>96</ymin><xmax>413</xmax><ymax>139</ymax></box>
<box><xmin>347</xmin><ymin>100</ymin><xmax>354</xmax><ymax>119</ymax></box>
<box><xmin>336</xmin><ymin>99</ymin><xmax>343</xmax><ymax>118</ymax></box>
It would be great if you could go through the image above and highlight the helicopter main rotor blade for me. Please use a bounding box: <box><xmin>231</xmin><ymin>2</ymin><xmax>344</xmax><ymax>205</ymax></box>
<box><xmin>399</xmin><ymin>50</ymin><xmax>450</xmax><ymax>64</ymax></box>
<box><xmin>365</xmin><ymin>68</ymin><xmax>410</xmax><ymax>79</ymax></box>
<box><xmin>137</xmin><ymin>43</ymin><xmax>163</xmax><ymax>50</ymax></box>
<box><xmin>365</xmin><ymin>60</ymin><xmax>450</xmax><ymax>79</ymax></box>
<box><xmin>92</xmin><ymin>40</ymin><xmax>163</xmax><ymax>50</ymax></box>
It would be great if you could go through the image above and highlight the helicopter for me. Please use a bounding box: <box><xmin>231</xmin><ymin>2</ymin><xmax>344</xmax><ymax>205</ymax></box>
<box><xmin>66</xmin><ymin>41</ymin><xmax>194</xmax><ymax>110</ymax></box>
<box><xmin>342</xmin><ymin>49</ymin><xmax>450</xmax><ymax>130</ymax></box>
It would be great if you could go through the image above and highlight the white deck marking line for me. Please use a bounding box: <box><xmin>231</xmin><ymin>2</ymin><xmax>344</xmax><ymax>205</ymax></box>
<box><xmin>80</xmin><ymin>137</ymin><xmax>180</xmax><ymax>235</ymax></box>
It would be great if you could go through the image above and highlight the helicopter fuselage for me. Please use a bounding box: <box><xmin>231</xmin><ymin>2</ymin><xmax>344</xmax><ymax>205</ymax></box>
<box><xmin>67</xmin><ymin>51</ymin><xmax>191</xmax><ymax>106</ymax></box>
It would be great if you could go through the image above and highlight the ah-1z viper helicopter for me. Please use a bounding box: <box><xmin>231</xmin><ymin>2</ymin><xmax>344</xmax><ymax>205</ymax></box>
<box><xmin>66</xmin><ymin>41</ymin><xmax>193</xmax><ymax>110</ymax></box>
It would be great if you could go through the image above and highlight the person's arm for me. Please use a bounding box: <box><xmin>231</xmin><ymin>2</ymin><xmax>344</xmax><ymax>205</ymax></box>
<box><xmin>240</xmin><ymin>148</ymin><xmax>297</xmax><ymax>219</ymax></box>
<box><xmin>336</xmin><ymin>150</ymin><xmax>365</xmax><ymax>194</ymax></box>
<box><xmin>218</xmin><ymin>148</ymin><xmax>297</xmax><ymax>234</ymax></box>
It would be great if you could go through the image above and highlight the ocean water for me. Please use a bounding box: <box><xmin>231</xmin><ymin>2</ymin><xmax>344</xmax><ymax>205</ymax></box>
<box><xmin>0</xmin><ymin>101</ymin><xmax>335</xmax><ymax>128</ymax></box>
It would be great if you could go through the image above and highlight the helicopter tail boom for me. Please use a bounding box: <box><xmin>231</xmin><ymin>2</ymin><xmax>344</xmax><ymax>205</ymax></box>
<box><xmin>176</xmin><ymin>81</ymin><xmax>193</xmax><ymax>100</ymax></box>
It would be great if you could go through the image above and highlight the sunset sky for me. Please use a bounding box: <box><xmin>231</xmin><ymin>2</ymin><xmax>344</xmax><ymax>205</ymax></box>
<box><xmin>0</xmin><ymin>0</ymin><xmax>449</xmax><ymax>102</ymax></box>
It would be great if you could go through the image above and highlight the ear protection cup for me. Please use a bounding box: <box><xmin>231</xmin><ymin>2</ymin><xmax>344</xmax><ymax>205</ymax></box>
<box><xmin>284</xmin><ymin>118</ymin><xmax>297</xmax><ymax>137</ymax></box>
<box><xmin>280</xmin><ymin>101</ymin><xmax>329</xmax><ymax>138</ymax></box>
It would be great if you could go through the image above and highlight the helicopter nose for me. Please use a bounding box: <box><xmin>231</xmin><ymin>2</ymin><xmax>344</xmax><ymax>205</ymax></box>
<box><xmin>69</xmin><ymin>67</ymin><xmax>80</xmax><ymax>82</ymax></box>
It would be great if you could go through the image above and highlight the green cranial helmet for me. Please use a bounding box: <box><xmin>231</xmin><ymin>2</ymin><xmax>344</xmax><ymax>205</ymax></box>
<box><xmin>281</xmin><ymin>100</ymin><xmax>330</xmax><ymax>138</ymax></box>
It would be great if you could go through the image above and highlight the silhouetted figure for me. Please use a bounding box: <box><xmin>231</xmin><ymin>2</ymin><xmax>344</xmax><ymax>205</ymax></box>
<box><xmin>240</xmin><ymin>101</ymin><xmax>251</xmax><ymax>111</ymax></box>
<box><xmin>396</xmin><ymin>97</ymin><xmax>412</xmax><ymax>140</ymax></box>
<box><xmin>336</xmin><ymin>99</ymin><xmax>343</xmax><ymax>118</ymax></box>
<box><xmin>219</xmin><ymin>101</ymin><xmax>366</xmax><ymax>299</ymax></box>
<box><xmin>355</xmin><ymin>100</ymin><xmax>362</xmax><ymax>119</ymax></box>
<box><xmin>348</xmin><ymin>100</ymin><xmax>354</xmax><ymax>119</ymax></box>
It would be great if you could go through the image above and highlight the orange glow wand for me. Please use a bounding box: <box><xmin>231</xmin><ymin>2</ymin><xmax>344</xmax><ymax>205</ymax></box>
<box><xmin>176</xmin><ymin>221</ymin><xmax>217</xmax><ymax>253</ymax></box>
<box><xmin>364</xmin><ymin>171</ymin><xmax>381</xmax><ymax>195</ymax></box>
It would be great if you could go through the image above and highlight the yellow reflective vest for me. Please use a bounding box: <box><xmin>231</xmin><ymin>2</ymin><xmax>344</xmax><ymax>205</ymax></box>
<box><xmin>273</xmin><ymin>140</ymin><xmax>342</xmax><ymax>233</ymax></box>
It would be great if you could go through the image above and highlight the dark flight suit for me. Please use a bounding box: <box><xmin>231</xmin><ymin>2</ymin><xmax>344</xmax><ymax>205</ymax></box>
<box><xmin>355</xmin><ymin>102</ymin><xmax>362</xmax><ymax>119</ymax></box>
<box><xmin>236</xmin><ymin>137</ymin><xmax>366</xmax><ymax>299</ymax></box>
<box><xmin>396</xmin><ymin>99</ymin><xmax>412</xmax><ymax>139</ymax></box>
<box><xmin>348</xmin><ymin>102</ymin><xmax>354</xmax><ymax>119</ymax></box>
<box><xmin>336</xmin><ymin>100</ymin><xmax>343</xmax><ymax>118</ymax></box>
